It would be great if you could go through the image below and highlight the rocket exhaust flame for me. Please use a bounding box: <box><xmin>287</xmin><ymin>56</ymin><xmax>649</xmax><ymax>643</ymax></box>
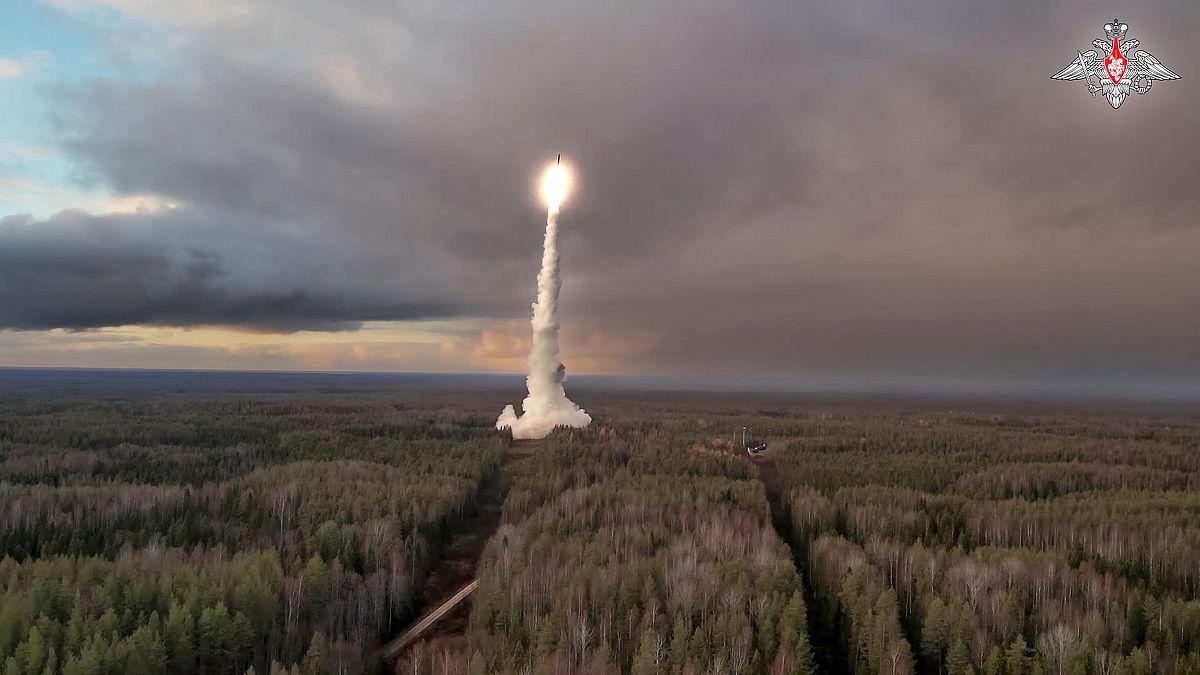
<box><xmin>540</xmin><ymin>163</ymin><xmax>570</xmax><ymax>212</ymax></box>
<box><xmin>496</xmin><ymin>160</ymin><xmax>591</xmax><ymax>440</ymax></box>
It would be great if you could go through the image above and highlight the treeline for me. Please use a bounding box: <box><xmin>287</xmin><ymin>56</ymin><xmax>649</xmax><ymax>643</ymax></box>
<box><xmin>788</xmin><ymin>484</ymin><xmax>1200</xmax><ymax>595</ymax></box>
<box><xmin>774</xmin><ymin>409</ymin><xmax>1200</xmax><ymax>674</ymax></box>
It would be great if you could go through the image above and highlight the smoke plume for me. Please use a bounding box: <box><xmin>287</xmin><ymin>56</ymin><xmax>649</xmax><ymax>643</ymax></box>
<box><xmin>496</xmin><ymin>168</ymin><xmax>592</xmax><ymax>439</ymax></box>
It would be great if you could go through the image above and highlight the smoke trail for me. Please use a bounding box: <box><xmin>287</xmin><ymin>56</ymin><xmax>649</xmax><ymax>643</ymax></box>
<box><xmin>496</xmin><ymin>175</ymin><xmax>591</xmax><ymax>439</ymax></box>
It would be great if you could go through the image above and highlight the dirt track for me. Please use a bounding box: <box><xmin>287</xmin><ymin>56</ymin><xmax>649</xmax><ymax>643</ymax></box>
<box><xmin>382</xmin><ymin>444</ymin><xmax>532</xmax><ymax>667</ymax></box>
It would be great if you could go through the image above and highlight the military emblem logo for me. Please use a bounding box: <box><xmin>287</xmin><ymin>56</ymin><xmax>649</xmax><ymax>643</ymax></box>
<box><xmin>1051</xmin><ymin>19</ymin><xmax>1179</xmax><ymax>109</ymax></box>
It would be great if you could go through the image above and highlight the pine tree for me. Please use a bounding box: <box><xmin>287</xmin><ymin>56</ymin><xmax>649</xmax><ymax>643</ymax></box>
<box><xmin>302</xmin><ymin>555</ymin><xmax>330</xmax><ymax>614</ymax></box>
<box><xmin>0</xmin><ymin>603</ymin><xmax>21</xmax><ymax>658</ymax></box>
<box><xmin>670</xmin><ymin>613</ymin><xmax>690</xmax><ymax>667</ymax></box>
<box><xmin>300</xmin><ymin>632</ymin><xmax>328</xmax><ymax>675</ymax></box>
<box><xmin>758</xmin><ymin>611</ymin><xmax>778</xmax><ymax>663</ymax></box>
<box><xmin>76</xmin><ymin>643</ymin><xmax>104</xmax><ymax>675</ymax></box>
<box><xmin>782</xmin><ymin>590</ymin><xmax>808</xmax><ymax>637</ymax></box>
<box><xmin>64</xmin><ymin>606</ymin><xmax>86</xmax><ymax>657</ymax></box>
<box><xmin>984</xmin><ymin>646</ymin><xmax>1003</xmax><ymax>675</ymax></box>
<box><xmin>1124</xmin><ymin>648</ymin><xmax>1150</xmax><ymax>675</ymax></box>
<box><xmin>1176</xmin><ymin>653</ymin><xmax>1200</xmax><ymax>675</ymax></box>
<box><xmin>534</xmin><ymin>618</ymin><xmax>558</xmax><ymax>655</ymax></box>
<box><xmin>164</xmin><ymin>602</ymin><xmax>196</xmax><ymax>673</ymax></box>
<box><xmin>17</xmin><ymin>625</ymin><xmax>46</xmax><ymax>674</ymax></box>
<box><xmin>947</xmin><ymin>638</ymin><xmax>974</xmax><ymax>675</ymax></box>
<box><xmin>794</xmin><ymin>632</ymin><xmax>817</xmax><ymax>675</ymax></box>
<box><xmin>198</xmin><ymin>603</ymin><xmax>237</xmax><ymax>674</ymax></box>
<box><xmin>61</xmin><ymin>656</ymin><xmax>83</xmax><ymax>675</ymax></box>
<box><xmin>923</xmin><ymin>598</ymin><xmax>948</xmax><ymax>669</ymax></box>
<box><xmin>632</xmin><ymin>628</ymin><xmax>660</xmax><ymax>675</ymax></box>
<box><xmin>125</xmin><ymin>625</ymin><xmax>168</xmax><ymax>675</ymax></box>
<box><xmin>1005</xmin><ymin>636</ymin><xmax>1030</xmax><ymax>675</ymax></box>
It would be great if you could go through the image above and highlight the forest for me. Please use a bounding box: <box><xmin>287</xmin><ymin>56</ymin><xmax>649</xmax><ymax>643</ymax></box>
<box><xmin>0</xmin><ymin>377</ymin><xmax>503</xmax><ymax>674</ymax></box>
<box><xmin>1</xmin><ymin>371</ymin><xmax>1199</xmax><ymax>674</ymax></box>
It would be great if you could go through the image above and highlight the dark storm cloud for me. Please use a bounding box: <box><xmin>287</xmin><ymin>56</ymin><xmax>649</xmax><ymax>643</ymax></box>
<box><xmin>0</xmin><ymin>211</ymin><xmax>460</xmax><ymax>331</ymax></box>
<box><xmin>5</xmin><ymin>0</ymin><xmax>1200</xmax><ymax>386</ymax></box>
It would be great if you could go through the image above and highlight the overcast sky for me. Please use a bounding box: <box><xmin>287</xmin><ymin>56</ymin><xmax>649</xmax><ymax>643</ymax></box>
<box><xmin>1</xmin><ymin>0</ymin><xmax>1198</xmax><ymax>393</ymax></box>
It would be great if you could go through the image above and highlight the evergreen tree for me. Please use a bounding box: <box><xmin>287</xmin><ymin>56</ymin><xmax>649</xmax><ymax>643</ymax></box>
<box><xmin>125</xmin><ymin>625</ymin><xmax>168</xmax><ymax>675</ymax></box>
<box><xmin>534</xmin><ymin>618</ymin><xmax>558</xmax><ymax>655</ymax></box>
<box><xmin>1005</xmin><ymin>636</ymin><xmax>1030</xmax><ymax>675</ymax></box>
<box><xmin>300</xmin><ymin>632</ymin><xmax>328</xmax><ymax>675</ymax></box>
<box><xmin>947</xmin><ymin>638</ymin><xmax>975</xmax><ymax>675</ymax></box>
<box><xmin>1124</xmin><ymin>648</ymin><xmax>1150</xmax><ymax>675</ymax></box>
<box><xmin>782</xmin><ymin>590</ymin><xmax>808</xmax><ymax>637</ymax></box>
<box><xmin>164</xmin><ymin>602</ymin><xmax>196</xmax><ymax>672</ymax></box>
<box><xmin>794</xmin><ymin>632</ymin><xmax>817</xmax><ymax>675</ymax></box>
<box><xmin>984</xmin><ymin>646</ymin><xmax>1003</xmax><ymax>675</ymax></box>
<box><xmin>39</xmin><ymin>647</ymin><xmax>57</xmax><ymax>675</ymax></box>
<box><xmin>17</xmin><ymin>626</ymin><xmax>45</xmax><ymax>675</ymax></box>
<box><xmin>923</xmin><ymin>598</ymin><xmax>948</xmax><ymax>669</ymax></box>
<box><xmin>198</xmin><ymin>603</ymin><xmax>238</xmax><ymax>675</ymax></box>
<box><xmin>632</xmin><ymin>628</ymin><xmax>660</xmax><ymax>675</ymax></box>
<box><xmin>669</xmin><ymin>613</ymin><xmax>690</xmax><ymax>667</ymax></box>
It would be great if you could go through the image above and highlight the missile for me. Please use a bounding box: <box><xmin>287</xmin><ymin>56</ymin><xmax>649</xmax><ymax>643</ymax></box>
<box><xmin>540</xmin><ymin>159</ymin><xmax>570</xmax><ymax>207</ymax></box>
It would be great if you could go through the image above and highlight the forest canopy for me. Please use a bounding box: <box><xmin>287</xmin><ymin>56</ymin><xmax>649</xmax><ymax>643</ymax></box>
<box><xmin>2</xmin><ymin>375</ymin><xmax>1199</xmax><ymax>674</ymax></box>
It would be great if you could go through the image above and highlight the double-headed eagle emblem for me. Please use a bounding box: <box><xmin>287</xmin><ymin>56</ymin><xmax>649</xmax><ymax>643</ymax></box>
<box><xmin>1051</xmin><ymin>19</ymin><xmax>1179</xmax><ymax>109</ymax></box>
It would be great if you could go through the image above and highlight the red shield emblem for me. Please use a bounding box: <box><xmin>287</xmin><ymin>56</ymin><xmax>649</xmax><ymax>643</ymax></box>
<box><xmin>1104</xmin><ymin>38</ymin><xmax>1127</xmax><ymax>84</ymax></box>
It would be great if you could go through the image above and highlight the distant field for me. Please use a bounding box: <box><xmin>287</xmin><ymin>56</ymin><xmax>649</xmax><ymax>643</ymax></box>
<box><xmin>1</xmin><ymin>370</ymin><xmax>1198</xmax><ymax>674</ymax></box>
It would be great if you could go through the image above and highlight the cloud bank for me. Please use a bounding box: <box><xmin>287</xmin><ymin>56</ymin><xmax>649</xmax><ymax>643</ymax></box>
<box><xmin>4</xmin><ymin>0</ymin><xmax>1200</xmax><ymax>387</ymax></box>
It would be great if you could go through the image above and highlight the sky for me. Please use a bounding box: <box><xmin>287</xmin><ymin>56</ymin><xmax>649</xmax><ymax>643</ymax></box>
<box><xmin>1</xmin><ymin>0</ymin><xmax>1199</xmax><ymax>395</ymax></box>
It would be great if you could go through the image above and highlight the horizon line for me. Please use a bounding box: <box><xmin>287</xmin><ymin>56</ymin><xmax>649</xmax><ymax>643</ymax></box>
<box><xmin>2</xmin><ymin>365</ymin><xmax>1200</xmax><ymax>404</ymax></box>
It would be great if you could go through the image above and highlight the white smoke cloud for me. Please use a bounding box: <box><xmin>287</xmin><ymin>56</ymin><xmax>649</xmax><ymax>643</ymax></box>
<box><xmin>497</xmin><ymin>171</ymin><xmax>591</xmax><ymax>440</ymax></box>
